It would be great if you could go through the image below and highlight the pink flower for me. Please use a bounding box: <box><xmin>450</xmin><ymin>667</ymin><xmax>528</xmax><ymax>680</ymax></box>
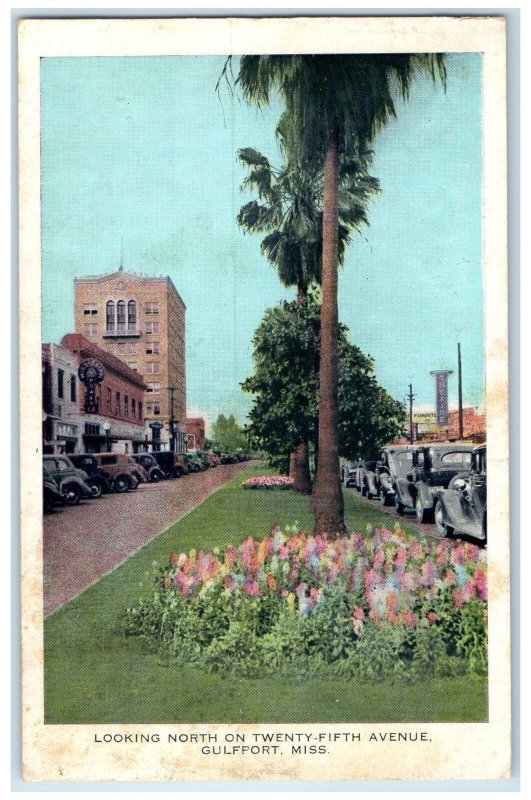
<box><xmin>475</xmin><ymin>568</ymin><xmax>488</xmax><ymax>601</ymax></box>
<box><xmin>352</xmin><ymin>606</ymin><xmax>365</xmax><ymax>621</ymax></box>
<box><xmin>452</xmin><ymin>588</ymin><xmax>464</xmax><ymax>608</ymax></box>
<box><xmin>426</xmin><ymin>611</ymin><xmax>437</xmax><ymax>623</ymax></box>
<box><xmin>445</xmin><ymin>569</ymin><xmax>457</xmax><ymax>585</ymax></box>
<box><xmin>422</xmin><ymin>560</ymin><xmax>437</xmax><ymax>587</ymax></box>
<box><xmin>402</xmin><ymin>610</ymin><xmax>417</xmax><ymax>627</ymax></box>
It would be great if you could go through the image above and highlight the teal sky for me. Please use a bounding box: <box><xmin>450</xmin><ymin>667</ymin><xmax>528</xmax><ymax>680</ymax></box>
<box><xmin>41</xmin><ymin>54</ymin><xmax>483</xmax><ymax>426</ymax></box>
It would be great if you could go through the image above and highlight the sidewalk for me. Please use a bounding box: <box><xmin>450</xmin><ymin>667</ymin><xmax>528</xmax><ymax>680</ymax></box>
<box><xmin>43</xmin><ymin>461</ymin><xmax>249</xmax><ymax>615</ymax></box>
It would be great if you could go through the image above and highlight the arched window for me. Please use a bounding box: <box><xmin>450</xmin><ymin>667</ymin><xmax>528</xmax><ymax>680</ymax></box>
<box><xmin>117</xmin><ymin>300</ymin><xmax>126</xmax><ymax>333</ymax></box>
<box><xmin>106</xmin><ymin>301</ymin><xmax>115</xmax><ymax>332</ymax></box>
<box><xmin>127</xmin><ymin>300</ymin><xmax>137</xmax><ymax>331</ymax></box>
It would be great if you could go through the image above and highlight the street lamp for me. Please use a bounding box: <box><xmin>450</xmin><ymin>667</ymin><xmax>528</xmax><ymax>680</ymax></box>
<box><xmin>103</xmin><ymin>421</ymin><xmax>111</xmax><ymax>452</ymax></box>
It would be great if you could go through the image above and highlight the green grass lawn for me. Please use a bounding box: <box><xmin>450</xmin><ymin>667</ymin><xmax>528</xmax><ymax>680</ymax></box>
<box><xmin>44</xmin><ymin>465</ymin><xmax>488</xmax><ymax>724</ymax></box>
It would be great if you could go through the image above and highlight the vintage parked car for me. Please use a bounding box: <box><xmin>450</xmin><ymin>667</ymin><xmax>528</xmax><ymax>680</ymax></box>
<box><xmin>375</xmin><ymin>446</ymin><xmax>415</xmax><ymax>504</ymax></box>
<box><xmin>42</xmin><ymin>455</ymin><xmax>94</xmax><ymax>506</ymax></box>
<box><xmin>132</xmin><ymin>453</ymin><xmax>165</xmax><ymax>483</ymax></box>
<box><xmin>341</xmin><ymin>461</ymin><xmax>357</xmax><ymax>488</ymax></box>
<box><xmin>394</xmin><ymin>443</ymin><xmax>474</xmax><ymax>522</ymax></box>
<box><xmin>42</xmin><ymin>465</ymin><xmax>65</xmax><ymax>512</ymax></box>
<box><xmin>153</xmin><ymin>451</ymin><xmax>188</xmax><ymax>479</ymax></box>
<box><xmin>89</xmin><ymin>452</ymin><xmax>143</xmax><ymax>493</ymax></box>
<box><xmin>433</xmin><ymin>444</ymin><xmax>487</xmax><ymax>543</ymax></box>
<box><xmin>356</xmin><ymin>460</ymin><xmax>378</xmax><ymax>494</ymax></box>
<box><xmin>184</xmin><ymin>452</ymin><xmax>203</xmax><ymax>472</ymax></box>
<box><xmin>68</xmin><ymin>453</ymin><xmax>114</xmax><ymax>497</ymax></box>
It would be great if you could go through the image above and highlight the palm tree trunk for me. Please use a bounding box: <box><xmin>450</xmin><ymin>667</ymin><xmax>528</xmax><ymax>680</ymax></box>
<box><xmin>312</xmin><ymin>125</ymin><xmax>346</xmax><ymax>537</ymax></box>
<box><xmin>290</xmin><ymin>440</ymin><xmax>312</xmax><ymax>494</ymax></box>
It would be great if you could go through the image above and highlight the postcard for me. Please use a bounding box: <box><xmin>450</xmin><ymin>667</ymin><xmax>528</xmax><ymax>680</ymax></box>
<box><xmin>18</xmin><ymin>15</ymin><xmax>510</xmax><ymax>782</ymax></box>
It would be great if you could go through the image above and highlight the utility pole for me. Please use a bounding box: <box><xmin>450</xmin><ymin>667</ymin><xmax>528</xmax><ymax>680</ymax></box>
<box><xmin>407</xmin><ymin>383</ymin><xmax>415</xmax><ymax>443</ymax></box>
<box><xmin>457</xmin><ymin>342</ymin><xmax>464</xmax><ymax>440</ymax></box>
<box><xmin>168</xmin><ymin>386</ymin><xmax>176</xmax><ymax>452</ymax></box>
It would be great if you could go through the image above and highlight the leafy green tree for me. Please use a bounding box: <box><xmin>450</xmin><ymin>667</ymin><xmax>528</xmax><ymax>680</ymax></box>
<box><xmin>211</xmin><ymin>414</ymin><xmax>248</xmax><ymax>454</ymax></box>
<box><xmin>242</xmin><ymin>298</ymin><xmax>405</xmax><ymax>474</ymax></box>
<box><xmin>235</xmin><ymin>54</ymin><xmax>446</xmax><ymax>536</ymax></box>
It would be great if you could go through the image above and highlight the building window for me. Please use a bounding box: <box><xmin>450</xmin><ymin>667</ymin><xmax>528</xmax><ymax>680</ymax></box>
<box><xmin>128</xmin><ymin>300</ymin><xmax>137</xmax><ymax>331</ymax></box>
<box><xmin>139</xmin><ymin>401</ymin><xmax>143</xmax><ymax>419</ymax></box>
<box><xmin>124</xmin><ymin>396</ymin><xmax>129</xmax><ymax>417</ymax></box>
<box><xmin>115</xmin><ymin>391</ymin><xmax>121</xmax><ymax>416</ymax></box>
<box><xmin>145</xmin><ymin>341</ymin><xmax>160</xmax><ymax>355</ymax></box>
<box><xmin>106</xmin><ymin>387</ymin><xmax>112</xmax><ymax>412</ymax></box>
<box><xmin>127</xmin><ymin>342</ymin><xmax>137</xmax><ymax>354</ymax></box>
<box><xmin>145</xmin><ymin>302</ymin><xmax>159</xmax><ymax>314</ymax></box>
<box><xmin>145</xmin><ymin>322</ymin><xmax>160</xmax><ymax>335</ymax></box>
<box><xmin>117</xmin><ymin>300</ymin><xmax>126</xmax><ymax>333</ymax></box>
<box><xmin>132</xmin><ymin>398</ymin><xmax>136</xmax><ymax>418</ymax></box>
<box><xmin>146</xmin><ymin>383</ymin><xmax>160</xmax><ymax>394</ymax></box>
<box><xmin>57</xmin><ymin>369</ymin><xmax>64</xmax><ymax>399</ymax></box>
<box><xmin>145</xmin><ymin>361</ymin><xmax>160</xmax><ymax>374</ymax></box>
<box><xmin>70</xmin><ymin>375</ymin><xmax>76</xmax><ymax>403</ymax></box>
<box><xmin>106</xmin><ymin>301</ymin><xmax>115</xmax><ymax>332</ymax></box>
<box><xmin>83</xmin><ymin>304</ymin><xmax>98</xmax><ymax>315</ymax></box>
<box><xmin>84</xmin><ymin>423</ymin><xmax>100</xmax><ymax>436</ymax></box>
<box><xmin>153</xmin><ymin>403</ymin><xmax>161</xmax><ymax>415</ymax></box>
<box><xmin>127</xmin><ymin>361</ymin><xmax>138</xmax><ymax>372</ymax></box>
<box><xmin>83</xmin><ymin>323</ymin><xmax>98</xmax><ymax>336</ymax></box>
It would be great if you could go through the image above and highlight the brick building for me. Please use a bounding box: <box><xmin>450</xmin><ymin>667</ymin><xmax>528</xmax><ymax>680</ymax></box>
<box><xmin>60</xmin><ymin>333</ymin><xmax>147</xmax><ymax>453</ymax></box>
<box><xmin>185</xmin><ymin>417</ymin><xmax>206</xmax><ymax>450</ymax></box>
<box><xmin>447</xmin><ymin>407</ymin><xmax>486</xmax><ymax>442</ymax></box>
<box><xmin>73</xmin><ymin>268</ymin><xmax>186</xmax><ymax>451</ymax></box>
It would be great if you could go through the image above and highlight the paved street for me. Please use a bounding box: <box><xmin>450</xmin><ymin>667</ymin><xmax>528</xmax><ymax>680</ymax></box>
<box><xmin>43</xmin><ymin>461</ymin><xmax>250</xmax><ymax>616</ymax></box>
<box><xmin>345</xmin><ymin>486</ymin><xmax>441</xmax><ymax>538</ymax></box>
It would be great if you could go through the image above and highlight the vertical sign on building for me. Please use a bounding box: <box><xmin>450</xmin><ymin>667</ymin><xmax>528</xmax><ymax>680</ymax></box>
<box><xmin>430</xmin><ymin>370</ymin><xmax>453</xmax><ymax>425</ymax></box>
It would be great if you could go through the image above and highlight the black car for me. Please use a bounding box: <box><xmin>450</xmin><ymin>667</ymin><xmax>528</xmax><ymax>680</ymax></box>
<box><xmin>68</xmin><ymin>453</ymin><xmax>114</xmax><ymax>497</ymax></box>
<box><xmin>43</xmin><ymin>465</ymin><xmax>65</xmax><ymax>513</ymax></box>
<box><xmin>42</xmin><ymin>455</ymin><xmax>93</xmax><ymax>506</ymax></box>
<box><xmin>393</xmin><ymin>443</ymin><xmax>474</xmax><ymax>522</ymax></box>
<box><xmin>375</xmin><ymin>446</ymin><xmax>414</xmax><ymax>505</ymax></box>
<box><xmin>433</xmin><ymin>444</ymin><xmax>487</xmax><ymax>543</ymax></box>
<box><xmin>153</xmin><ymin>451</ymin><xmax>187</xmax><ymax>478</ymax></box>
<box><xmin>133</xmin><ymin>453</ymin><xmax>165</xmax><ymax>482</ymax></box>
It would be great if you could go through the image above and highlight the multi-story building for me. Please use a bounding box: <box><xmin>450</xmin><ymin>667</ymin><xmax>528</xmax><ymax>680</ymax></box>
<box><xmin>42</xmin><ymin>343</ymin><xmax>81</xmax><ymax>453</ymax></box>
<box><xmin>185</xmin><ymin>417</ymin><xmax>206</xmax><ymax>450</ymax></box>
<box><xmin>61</xmin><ymin>333</ymin><xmax>147</xmax><ymax>453</ymax></box>
<box><xmin>73</xmin><ymin>268</ymin><xmax>186</xmax><ymax>451</ymax></box>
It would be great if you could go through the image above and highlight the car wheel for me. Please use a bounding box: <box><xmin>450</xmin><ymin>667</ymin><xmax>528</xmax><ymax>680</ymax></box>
<box><xmin>361</xmin><ymin>485</ymin><xmax>367</xmax><ymax>497</ymax></box>
<box><xmin>88</xmin><ymin>480</ymin><xmax>103</xmax><ymax>499</ymax></box>
<box><xmin>63</xmin><ymin>483</ymin><xmax>81</xmax><ymax>506</ymax></box>
<box><xmin>434</xmin><ymin>499</ymin><xmax>449</xmax><ymax>537</ymax></box>
<box><xmin>113</xmin><ymin>474</ymin><xmax>130</xmax><ymax>493</ymax></box>
<box><xmin>415</xmin><ymin>496</ymin><xmax>433</xmax><ymax>523</ymax></box>
<box><xmin>151</xmin><ymin>469</ymin><xmax>163</xmax><ymax>483</ymax></box>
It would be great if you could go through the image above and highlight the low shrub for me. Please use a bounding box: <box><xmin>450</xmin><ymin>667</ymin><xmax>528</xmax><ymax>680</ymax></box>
<box><xmin>124</xmin><ymin>524</ymin><xmax>487</xmax><ymax>682</ymax></box>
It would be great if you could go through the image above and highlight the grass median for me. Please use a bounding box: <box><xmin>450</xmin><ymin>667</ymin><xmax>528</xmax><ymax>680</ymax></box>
<box><xmin>44</xmin><ymin>464</ymin><xmax>487</xmax><ymax>723</ymax></box>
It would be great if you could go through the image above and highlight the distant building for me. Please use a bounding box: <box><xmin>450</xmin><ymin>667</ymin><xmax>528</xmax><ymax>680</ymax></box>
<box><xmin>61</xmin><ymin>333</ymin><xmax>147</xmax><ymax>453</ymax></box>
<box><xmin>73</xmin><ymin>268</ymin><xmax>186</xmax><ymax>451</ymax></box>
<box><xmin>185</xmin><ymin>417</ymin><xmax>206</xmax><ymax>450</ymax></box>
<box><xmin>447</xmin><ymin>407</ymin><xmax>486</xmax><ymax>442</ymax></box>
<box><xmin>42</xmin><ymin>343</ymin><xmax>81</xmax><ymax>454</ymax></box>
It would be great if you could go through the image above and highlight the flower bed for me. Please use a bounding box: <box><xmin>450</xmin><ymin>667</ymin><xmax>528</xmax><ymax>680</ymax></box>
<box><xmin>242</xmin><ymin>475</ymin><xmax>294</xmax><ymax>490</ymax></box>
<box><xmin>124</xmin><ymin>524</ymin><xmax>487</xmax><ymax>681</ymax></box>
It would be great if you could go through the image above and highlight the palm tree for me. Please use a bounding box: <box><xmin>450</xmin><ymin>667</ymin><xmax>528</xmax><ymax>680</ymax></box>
<box><xmin>235</xmin><ymin>54</ymin><xmax>446</xmax><ymax>536</ymax></box>
<box><xmin>237</xmin><ymin>136</ymin><xmax>378</xmax><ymax>493</ymax></box>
